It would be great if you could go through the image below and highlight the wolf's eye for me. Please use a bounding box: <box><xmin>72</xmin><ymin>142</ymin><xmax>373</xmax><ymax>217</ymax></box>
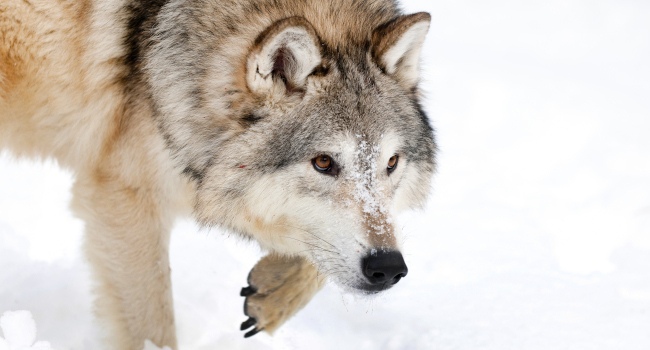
<box><xmin>387</xmin><ymin>155</ymin><xmax>399</xmax><ymax>174</ymax></box>
<box><xmin>313</xmin><ymin>155</ymin><xmax>331</xmax><ymax>170</ymax></box>
<box><xmin>312</xmin><ymin>155</ymin><xmax>339</xmax><ymax>176</ymax></box>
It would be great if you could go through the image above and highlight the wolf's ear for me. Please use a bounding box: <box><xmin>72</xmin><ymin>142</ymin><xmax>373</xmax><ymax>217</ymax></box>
<box><xmin>247</xmin><ymin>17</ymin><xmax>322</xmax><ymax>95</ymax></box>
<box><xmin>372</xmin><ymin>12</ymin><xmax>431</xmax><ymax>90</ymax></box>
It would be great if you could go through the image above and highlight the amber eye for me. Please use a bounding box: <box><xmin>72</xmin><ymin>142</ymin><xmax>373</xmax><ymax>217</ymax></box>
<box><xmin>312</xmin><ymin>155</ymin><xmax>340</xmax><ymax>176</ymax></box>
<box><xmin>313</xmin><ymin>155</ymin><xmax>332</xmax><ymax>171</ymax></box>
<box><xmin>387</xmin><ymin>155</ymin><xmax>399</xmax><ymax>174</ymax></box>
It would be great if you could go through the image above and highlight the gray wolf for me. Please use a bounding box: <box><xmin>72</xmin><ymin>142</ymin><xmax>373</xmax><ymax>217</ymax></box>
<box><xmin>0</xmin><ymin>0</ymin><xmax>435</xmax><ymax>348</ymax></box>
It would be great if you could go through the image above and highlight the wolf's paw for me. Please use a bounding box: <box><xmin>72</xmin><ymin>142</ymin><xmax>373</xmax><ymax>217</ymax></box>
<box><xmin>239</xmin><ymin>254</ymin><xmax>325</xmax><ymax>337</ymax></box>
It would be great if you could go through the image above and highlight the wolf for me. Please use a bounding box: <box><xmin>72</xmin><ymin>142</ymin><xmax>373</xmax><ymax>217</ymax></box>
<box><xmin>0</xmin><ymin>0</ymin><xmax>435</xmax><ymax>348</ymax></box>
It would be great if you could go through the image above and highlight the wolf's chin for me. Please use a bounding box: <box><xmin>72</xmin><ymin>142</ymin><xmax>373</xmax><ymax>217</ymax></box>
<box><xmin>354</xmin><ymin>282</ymin><xmax>396</xmax><ymax>294</ymax></box>
<box><xmin>325</xmin><ymin>274</ymin><xmax>396</xmax><ymax>295</ymax></box>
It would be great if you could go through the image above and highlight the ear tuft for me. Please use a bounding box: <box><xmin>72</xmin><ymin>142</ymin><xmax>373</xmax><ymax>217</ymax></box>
<box><xmin>372</xmin><ymin>12</ymin><xmax>431</xmax><ymax>90</ymax></box>
<box><xmin>247</xmin><ymin>17</ymin><xmax>322</xmax><ymax>95</ymax></box>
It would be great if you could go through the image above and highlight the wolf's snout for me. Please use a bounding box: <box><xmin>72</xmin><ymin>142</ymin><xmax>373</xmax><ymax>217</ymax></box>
<box><xmin>362</xmin><ymin>251</ymin><xmax>408</xmax><ymax>289</ymax></box>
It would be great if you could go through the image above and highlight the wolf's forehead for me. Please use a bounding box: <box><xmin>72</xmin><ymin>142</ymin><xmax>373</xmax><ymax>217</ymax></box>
<box><xmin>334</xmin><ymin>131</ymin><xmax>400</xmax><ymax>163</ymax></box>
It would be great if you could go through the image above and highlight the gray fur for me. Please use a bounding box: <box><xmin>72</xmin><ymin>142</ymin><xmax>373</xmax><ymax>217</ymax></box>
<box><xmin>141</xmin><ymin>0</ymin><xmax>436</xmax><ymax>292</ymax></box>
<box><xmin>0</xmin><ymin>0</ymin><xmax>434</xmax><ymax>345</ymax></box>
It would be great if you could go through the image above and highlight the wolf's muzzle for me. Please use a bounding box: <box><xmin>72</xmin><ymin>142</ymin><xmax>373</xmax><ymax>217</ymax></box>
<box><xmin>360</xmin><ymin>250</ymin><xmax>408</xmax><ymax>292</ymax></box>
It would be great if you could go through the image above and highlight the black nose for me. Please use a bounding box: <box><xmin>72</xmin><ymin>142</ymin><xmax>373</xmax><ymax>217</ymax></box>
<box><xmin>362</xmin><ymin>250</ymin><xmax>408</xmax><ymax>286</ymax></box>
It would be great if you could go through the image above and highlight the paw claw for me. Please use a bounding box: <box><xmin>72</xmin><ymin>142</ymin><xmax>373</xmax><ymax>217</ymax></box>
<box><xmin>240</xmin><ymin>255</ymin><xmax>325</xmax><ymax>336</ymax></box>
<box><xmin>240</xmin><ymin>286</ymin><xmax>257</xmax><ymax>297</ymax></box>
<box><xmin>240</xmin><ymin>317</ymin><xmax>257</xmax><ymax>331</ymax></box>
<box><xmin>244</xmin><ymin>327</ymin><xmax>264</xmax><ymax>338</ymax></box>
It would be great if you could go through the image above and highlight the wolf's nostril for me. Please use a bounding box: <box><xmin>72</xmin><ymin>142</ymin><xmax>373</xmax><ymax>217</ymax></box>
<box><xmin>362</xmin><ymin>250</ymin><xmax>408</xmax><ymax>287</ymax></box>
<box><xmin>391</xmin><ymin>273</ymin><xmax>406</xmax><ymax>285</ymax></box>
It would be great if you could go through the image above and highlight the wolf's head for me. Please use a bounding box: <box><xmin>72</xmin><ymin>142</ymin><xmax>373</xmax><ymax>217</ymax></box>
<box><xmin>146</xmin><ymin>5</ymin><xmax>434</xmax><ymax>293</ymax></box>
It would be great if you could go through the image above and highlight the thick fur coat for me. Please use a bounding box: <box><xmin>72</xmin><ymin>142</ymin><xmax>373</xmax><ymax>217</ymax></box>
<box><xmin>0</xmin><ymin>0</ymin><xmax>435</xmax><ymax>348</ymax></box>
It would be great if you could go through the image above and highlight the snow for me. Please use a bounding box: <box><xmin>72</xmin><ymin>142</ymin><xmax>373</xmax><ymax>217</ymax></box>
<box><xmin>1</xmin><ymin>0</ymin><xmax>649</xmax><ymax>349</ymax></box>
<box><xmin>0</xmin><ymin>311</ymin><xmax>53</xmax><ymax>350</ymax></box>
<box><xmin>142</xmin><ymin>340</ymin><xmax>171</xmax><ymax>350</ymax></box>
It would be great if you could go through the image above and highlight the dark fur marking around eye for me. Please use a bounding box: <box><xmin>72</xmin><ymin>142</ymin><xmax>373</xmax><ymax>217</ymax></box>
<box><xmin>312</xmin><ymin>156</ymin><xmax>340</xmax><ymax>177</ymax></box>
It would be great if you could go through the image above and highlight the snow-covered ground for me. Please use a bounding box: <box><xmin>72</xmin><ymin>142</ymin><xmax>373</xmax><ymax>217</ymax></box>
<box><xmin>1</xmin><ymin>0</ymin><xmax>649</xmax><ymax>349</ymax></box>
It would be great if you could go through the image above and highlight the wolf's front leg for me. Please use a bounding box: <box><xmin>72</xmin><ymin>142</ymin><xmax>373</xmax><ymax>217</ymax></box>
<box><xmin>240</xmin><ymin>254</ymin><xmax>325</xmax><ymax>337</ymax></box>
<box><xmin>72</xmin><ymin>175</ymin><xmax>178</xmax><ymax>350</ymax></box>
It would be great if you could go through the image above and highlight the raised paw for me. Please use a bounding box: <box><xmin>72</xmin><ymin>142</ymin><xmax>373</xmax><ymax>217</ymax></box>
<box><xmin>240</xmin><ymin>254</ymin><xmax>325</xmax><ymax>337</ymax></box>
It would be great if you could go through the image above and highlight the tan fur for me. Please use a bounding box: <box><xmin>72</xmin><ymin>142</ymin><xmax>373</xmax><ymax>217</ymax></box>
<box><xmin>70</xmin><ymin>101</ymin><xmax>192</xmax><ymax>349</ymax></box>
<box><xmin>244</xmin><ymin>255</ymin><xmax>325</xmax><ymax>333</ymax></box>
<box><xmin>372</xmin><ymin>12</ymin><xmax>431</xmax><ymax>64</ymax></box>
<box><xmin>1</xmin><ymin>1</ymin><xmax>190</xmax><ymax>348</ymax></box>
<box><xmin>0</xmin><ymin>0</ymin><xmax>432</xmax><ymax>348</ymax></box>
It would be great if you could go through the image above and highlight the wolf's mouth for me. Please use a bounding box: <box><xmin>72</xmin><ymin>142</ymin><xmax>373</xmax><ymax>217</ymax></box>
<box><xmin>355</xmin><ymin>277</ymin><xmax>404</xmax><ymax>293</ymax></box>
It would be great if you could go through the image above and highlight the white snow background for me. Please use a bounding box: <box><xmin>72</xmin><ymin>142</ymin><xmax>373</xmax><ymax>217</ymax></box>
<box><xmin>1</xmin><ymin>0</ymin><xmax>649</xmax><ymax>349</ymax></box>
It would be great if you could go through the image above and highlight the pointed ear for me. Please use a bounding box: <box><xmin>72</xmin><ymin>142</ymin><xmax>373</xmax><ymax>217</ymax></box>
<box><xmin>372</xmin><ymin>12</ymin><xmax>431</xmax><ymax>90</ymax></box>
<box><xmin>247</xmin><ymin>17</ymin><xmax>322</xmax><ymax>95</ymax></box>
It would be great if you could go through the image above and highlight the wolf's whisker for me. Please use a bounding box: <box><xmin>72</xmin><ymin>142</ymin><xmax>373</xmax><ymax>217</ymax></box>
<box><xmin>280</xmin><ymin>236</ymin><xmax>341</xmax><ymax>256</ymax></box>
<box><xmin>272</xmin><ymin>223</ymin><xmax>339</xmax><ymax>251</ymax></box>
